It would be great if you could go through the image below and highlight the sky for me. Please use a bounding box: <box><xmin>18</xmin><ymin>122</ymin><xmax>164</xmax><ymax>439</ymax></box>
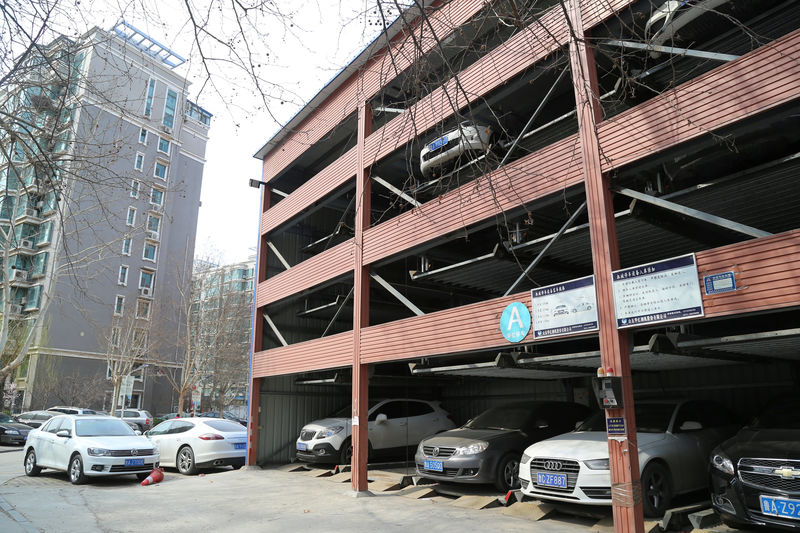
<box><xmin>45</xmin><ymin>0</ymin><xmax>393</xmax><ymax>265</ymax></box>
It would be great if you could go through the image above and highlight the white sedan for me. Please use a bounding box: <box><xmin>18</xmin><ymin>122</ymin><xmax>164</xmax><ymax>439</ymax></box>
<box><xmin>23</xmin><ymin>415</ymin><xmax>159</xmax><ymax>484</ymax></box>
<box><xmin>146</xmin><ymin>417</ymin><xmax>247</xmax><ymax>475</ymax></box>
<box><xmin>519</xmin><ymin>399</ymin><xmax>740</xmax><ymax>517</ymax></box>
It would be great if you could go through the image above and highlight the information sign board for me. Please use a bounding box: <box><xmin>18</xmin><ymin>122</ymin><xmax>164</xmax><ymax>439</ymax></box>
<box><xmin>531</xmin><ymin>276</ymin><xmax>598</xmax><ymax>339</ymax></box>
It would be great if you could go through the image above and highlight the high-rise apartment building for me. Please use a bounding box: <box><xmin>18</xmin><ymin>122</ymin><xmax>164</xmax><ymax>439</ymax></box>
<box><xmin>1</xmin><ymin>22</ymin><xmax>211</xmax><ymax>413</ymax></box>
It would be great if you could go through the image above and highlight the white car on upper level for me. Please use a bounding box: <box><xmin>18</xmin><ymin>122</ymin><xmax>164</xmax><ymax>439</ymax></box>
<box><xmin>518</xmin><ymin>399</ymin><xmax>741</xmax><ymax>517</ymax></box>
<box><xmin>420</xmin><ymin>121</ymin><xmax>493</xmax><ymax>178</ymax></box>
<box><xmin>296</xmin><ymin>399</ymin><xmax>456</xmax><ymax>464</ymax></box>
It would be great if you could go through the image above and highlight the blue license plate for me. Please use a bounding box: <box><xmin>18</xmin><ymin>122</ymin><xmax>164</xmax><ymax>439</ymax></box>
<box><xmin>424</xmin><ymin>459</ymin><xmax>443</xmax><ymax>472</ymax></box>
<box><xmin>429</xmin><ymin>136</ymin><xmax>447</xmax><ymax>152</ymax></box>
<box><xmin>761</xmin><ymin>495</ymin><xmax>800</xmax><ymax>520</ymax></box>
<box><xmin>297</xmin><ymin>442</ymin><xmax>307</xmax><ymax>451</ymax></box>
<box><xmin>234</xmin><ymin>442</ymin><xmax>246</xmax><ymax>450</ymax></box>
<box><xmin>125</xmin><ymin>458</ymin><xmax>145</xmax><ymax>467</ymax></box>
<box><xmin>537</xmin><ymin>472</ymin><xmax>567</xmax><ymax>488</ymax></box>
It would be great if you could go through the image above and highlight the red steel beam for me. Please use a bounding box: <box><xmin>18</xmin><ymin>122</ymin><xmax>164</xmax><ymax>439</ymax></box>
<box><xmin>351</xmin><ymin>100</ymin><xmax>373</xmax><ymax>492</ymax></box>
<box><xmin>567</xmin><ymin>1</ymin><xmax>643</xmax><ymax>532</ymax></box>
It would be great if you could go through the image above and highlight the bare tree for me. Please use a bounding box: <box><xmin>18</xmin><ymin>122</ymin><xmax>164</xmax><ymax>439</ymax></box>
<box><xmin>100</xmin><ymin>309</ymin><xmax>150</xmax><ymax>415</ymax></box>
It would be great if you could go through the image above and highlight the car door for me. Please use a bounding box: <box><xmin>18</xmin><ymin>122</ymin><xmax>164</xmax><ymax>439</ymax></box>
<box><xmin>163</xmin><ymin>421</ymin><xmax>194</xmax><ymax>464</ymax></box>
<box><xmin>669</xmin><ymin>401</ymin><xmax>717</xmax><ymax>492</ymax></box>
<box><xmin>32</xmin><ymin>417</ymin><xmax>61</xmax><ymax>467</ymax></box>
<box><xmin>50</xmin><ymin>417</ymin><xmax>74</xmax><ymax>470</ymax></box>
<box><xmin>147</xmin><ymin>421</ymin><xmax>175</xmax><ymax>465</ymax></box>
<box><xmin>367</xmin><ymin>401</ymin><xmax>408</xmax><ymax>451</ymax></box>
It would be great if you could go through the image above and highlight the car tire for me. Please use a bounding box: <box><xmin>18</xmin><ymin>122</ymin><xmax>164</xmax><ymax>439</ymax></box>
<box><xmin>24</xmin><ymin>448</ymin><xmax>41</xmax><ymax>476</ymax></box>
<box><xmin>339</xmin><ymin>438</ymin><xmax>353</xmax><ymax>465</ymax></box>
<box><xmin>177</xmin><ymin>446</ymin><xmax>198</xmax><ymax>475</ymax></box>
<box><xmin>494</xmin><ymin>453</ymin><xmax>521</xmax><ymax>492</ymax></box>
<box><xmin>641</xmin><ymin>462</ymin><xmax>672</xmax><ymax>518</ymax></box>
<box><xmin>69</xmin><ymin>454</ymin><xmax>87</xmax><ymax>485</ymax></box>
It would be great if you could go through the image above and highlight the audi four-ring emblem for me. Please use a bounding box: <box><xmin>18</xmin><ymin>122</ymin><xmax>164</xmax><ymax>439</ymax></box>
<box><xmin>543</xmin><ymin>460</ymin><xmax>562</xmax><ymax>470</ymax></box>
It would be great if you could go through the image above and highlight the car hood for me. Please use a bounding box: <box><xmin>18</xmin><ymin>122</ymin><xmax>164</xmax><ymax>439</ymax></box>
<box><xmin>303</xmin><ymin>417</ymin><xmax>351</xmax><ymax>431</ymax></box>
<box><xmin>720</xmin><ymin>428</ymin><xmax>800</xmax><ymax>461</ymax></box>
<box><xmin>524</xmin><ymin>431</ymin><xmax>666</xmax><ymax>459</ymax></box>
<box><xmin>78</xmin><ymin>435</ymin><xmax>157</xmax><ymax>450</ymax></box>
<box><xmin>0</xmin><ymin>422</ymin><xmax>32</xmax><ymax>432</ymax></box>
<box><xmin>421</xmin><ymin>427</ymin><xmax>519</xmax><ymax>445</ymax></box>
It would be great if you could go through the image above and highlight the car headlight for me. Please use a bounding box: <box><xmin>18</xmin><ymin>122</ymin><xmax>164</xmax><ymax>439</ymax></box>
<box><xmin>4</xmin><ymin>429</ymin><xmax>20</xmax><ymax>435</ymax></box>
<box><xmin>454</xmin><ymin>441</ymin><xmax>488</xmax><ymax>456</ymax></box>
<box><xmin>521</xmin><ymin>453</ymin><xmax>531</xmax><ymax>464</ymax></box>
<box><xmin>87</xmin><ymin>447</ymin><xmax>112</xmax><ymax>456</ymax></box>
<box><xmin>584</xmin><ymin>458</ymin><xmax>610</xmax><ymax>470</ymax></box>
<box><xmin>316</xmin><ymin>426</ymin><xmax>344</xmax><ymax>439</ymax></box>
<box><xmin>711</xmin><ymin>451</ymin><xmax>735</xmax><ymax>475</ymax></box>
<box><xmin>417</xmin><ymin>441</ymin><xmax>425</xmax><ymax>455</ymax></box>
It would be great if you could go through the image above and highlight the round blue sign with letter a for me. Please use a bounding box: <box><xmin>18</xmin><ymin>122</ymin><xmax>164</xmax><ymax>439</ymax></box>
<box><xmin>500</xmin><ymin>302</ymin><xmax>531</xmax><ymax>343</ymax></box>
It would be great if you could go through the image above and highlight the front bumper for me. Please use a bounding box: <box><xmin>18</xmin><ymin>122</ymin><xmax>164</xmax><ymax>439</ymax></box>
<box><xmin>0</xmin><ymin>433</ymin><xmax>27</xmax><ymax>445</ymax></box>
<box><xmin>519</xmin><ymin>460</ymin><xmax>612</xmax><ymax>505</ymax></box>
<box><xmin>296</xmin><ymin>443</ymin><xmax>340</xmax><ymax>463</ymax></box>
<box><xmin>414</xmin><ymin>451</ymin><xmax>499</xmax><ymax>485</ymax></box>
<box><xmin>710</xmin><ymin>469</ymin><xmax>800</xmax><ymax>531</ymax></box>
<box><xmin>84</xmin><ymin>454</ymin><xmax>160</xmax><ymax>477</ymax></box>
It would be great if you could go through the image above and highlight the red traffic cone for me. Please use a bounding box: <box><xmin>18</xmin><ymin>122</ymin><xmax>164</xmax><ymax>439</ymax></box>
<box><xmin>140</xmin><ymin>467</ymin><xmax>164</xmax><ymax>486</ymax></box>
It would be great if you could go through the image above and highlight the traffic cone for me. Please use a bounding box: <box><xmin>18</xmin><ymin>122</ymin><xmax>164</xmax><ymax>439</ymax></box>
<box><xmin>140</xmin><ymin>467</ymin><xmax>164</xmax><ymax>486</ymax></box>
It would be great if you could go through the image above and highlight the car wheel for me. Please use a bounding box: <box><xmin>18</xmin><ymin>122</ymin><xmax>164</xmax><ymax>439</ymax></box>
<box><xmin>69</xmin><ymin>454</ymin><xmax>87</xmax><ymax>485</ymax></box>
<box><xmin>24</xmin><ymin>449</ymin><xmax>41</xmax><ymax>476</ymax></box>
<box><xmin>494</xmin><ymin>453</ymin><xmax>521</xmax><ymax>492</ymax></box>
<box><xmin>641</xmin><ymin>462</ymin><xmax>672</xmax><ymax>518</ymax></box>
<box><xmin>339</xmin><ymin>438</ymin><xmax>353</xmax><ymax>465</ymax></box>
<box><xmin>177</xmin><ymin>446</ymin><xmax>198</xmax><ymax>475</ymax></box>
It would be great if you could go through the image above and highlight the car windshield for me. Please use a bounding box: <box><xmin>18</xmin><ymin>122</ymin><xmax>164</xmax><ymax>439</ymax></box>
<box><xmin>75</xmin><ymin>418</ymin><xmax>135</xmax><ymax>437</ymax></box>
<box><xmin>0</xmin><ymin>413</ymin><xmax>13</xmax><ymax>423</ymax></box>
<box><xmin>577</xmin><ymin>404</ymin><xmax>676</xmax><ymax>433</ymax></box>
<box><xmin>749</xmin><ymin>398</ymin><xmax>800</xmax><ymax>430</ymax></box>
<box><xmin>464</xmin><ymin>405</ymin><xmax>532</xmax><ymax>430</ymax></box>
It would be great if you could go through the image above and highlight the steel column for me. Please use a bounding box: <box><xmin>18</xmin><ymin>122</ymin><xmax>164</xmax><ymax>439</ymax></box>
<box><xmin>248</xmin><ymin>185</ymin><xmax>270</xmax><ymax>466</ymax></box>
<box><xmin>351</xmin><ymin>100</ymin><xmax>372</xmax><ymax>492</ymax></box>
<box><xmin>566</xmin><ymin>2</ymin><xmax>644</xmax><ymax>532</ymax></box>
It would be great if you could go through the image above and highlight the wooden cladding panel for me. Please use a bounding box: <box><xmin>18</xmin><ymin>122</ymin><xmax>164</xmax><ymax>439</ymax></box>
<box><xmin>251</xmin><ymin>331</ymin><xmax>354</xmax><ymax>377</ymax></box>
<box><xmin>598</xmin><ymin>30</ymin><xmax>800</xmax><ymax>171</ymax></box>
<box><xmin>261</xmin><ymin>149</ymin><xmax>356</xmax><ymax>235</ymax></box>
<box><xmin>256</xmin><ymin>239</ymin><xmax>354</xmax><ymax>308</ymax></box>
<box><xmin>363</xmin><ymin>135</ymin><xmax>585</xmax><ymax>264</ymax></box>
<box><xmin>698</xmin><ymin>230</ymin><xmax>800</xmax><ymax>317</ymax></box>
<box><xmin>358</xmin><ymin>231</ymin><xmax>800</xmax><ymax>364</ymax></box>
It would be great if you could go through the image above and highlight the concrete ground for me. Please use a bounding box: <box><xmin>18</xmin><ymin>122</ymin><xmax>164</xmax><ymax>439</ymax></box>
<box><xmin>0</xmin><ymin>448</ymin><xmax>763</xmax><ymax>532</ymax></box>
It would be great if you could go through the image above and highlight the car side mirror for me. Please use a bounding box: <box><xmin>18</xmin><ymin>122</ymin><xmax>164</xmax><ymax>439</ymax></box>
<box><xmin>56</xmin><ymin>429</ymin><xmax>71</xmax><ymax>438</ymax></box>
<box><xmin>375</xmin><ymin>413</ymin><xmax>388</xmax><ymax>424</ymax></box>
<box><xmin>679</xmin><ymin>420</ymin><xmax>703</xmax><ymax>431</ymax></box>
<box><xmin>135</xmin><ymin>430</ymin><xmax>142</xmax><ymax>436</ymax></box>
<box><xmin>144</xmin><ymin>430</ymin><xmax>151</xmax><ymax>437</ymax></box>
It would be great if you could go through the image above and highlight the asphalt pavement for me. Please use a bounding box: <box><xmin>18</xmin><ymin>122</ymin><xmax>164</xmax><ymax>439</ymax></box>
<box><xmin>0</xmin><ymin>447</ymin><xmax>603</xmax><ymax>533</ymax></box>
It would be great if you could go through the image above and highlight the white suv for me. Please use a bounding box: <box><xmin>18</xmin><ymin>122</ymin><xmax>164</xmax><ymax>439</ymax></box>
<box><xmin>296</xmin><ymin>399</ymin><xmax>455</xmax><ymax>464</ymax></box>
<box><xmin>420</xmin><ymin>121</ymin><xmax>493</xmax><ymax>178</ymax></box>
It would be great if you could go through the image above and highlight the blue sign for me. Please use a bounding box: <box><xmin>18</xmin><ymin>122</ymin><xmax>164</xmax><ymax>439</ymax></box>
<box><xmin>607</xmin><ymin>417</ymin><xmax>626</xmax><ymax>435</ymax></box>
<box><xmin>500</xmin><ymin>302</ymin><xmax>531</xmax><ymax>343</ymax></box>
<box><xmin>704</xmin><ymin>271</ymin><xmax>737</xmax><ymax>295</ymax></box>
<box><xmin>531</xmin><ymin>275</ymin><xmax>598</xmax><ymax>340</ymax></box>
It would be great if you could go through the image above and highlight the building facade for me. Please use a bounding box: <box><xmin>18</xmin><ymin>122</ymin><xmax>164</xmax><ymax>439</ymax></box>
<box><xmin>1</xmin><ymin>22</ymin><xmax>211</xmax><ymax>414</ymax></box>
<box><xmin>249</xmin><ymin>0</ymin><xmax>799</xmax><ymax>529</ymax></box>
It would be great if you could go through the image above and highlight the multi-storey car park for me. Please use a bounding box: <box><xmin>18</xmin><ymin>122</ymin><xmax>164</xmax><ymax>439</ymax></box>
<box><xmin>248</xmin><ymin>1</ymin><xmax>800</xmax><ymax>530</ymax></box>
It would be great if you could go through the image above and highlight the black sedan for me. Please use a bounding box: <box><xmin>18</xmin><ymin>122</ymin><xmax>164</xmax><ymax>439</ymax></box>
<box><xmin>415</xmin><ymin>401</ymin><xmax>592</xmax><ymax>491</ymax></box>
<box><xmin>0</xmin><ymin>413</ymin><xmax>33</xmax><ymax>445</ymax></box>
<box><xmin>710</xmin><ymin>395</ymin><xmax>800</xmax><ymax>531</ymax></box>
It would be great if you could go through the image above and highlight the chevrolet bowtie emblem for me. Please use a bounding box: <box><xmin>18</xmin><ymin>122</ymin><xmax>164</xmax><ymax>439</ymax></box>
<box><xmin>774</xmin><ymin>467</ymin><xmax>800</xmax><ymax>479</ymax></box>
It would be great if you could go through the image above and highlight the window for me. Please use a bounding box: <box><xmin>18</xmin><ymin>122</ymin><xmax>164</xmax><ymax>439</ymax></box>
<box><xmin>147</xmin><ymin>214</ymin><xmax>161</xmax><ymax>234</ymax></box>
<box><xmin>126</xmin><ymin>206</ymin><xmax>136</xmax><ymax>226</ymax></box>
<box><xmin>139</xmin><ymin>269</ymin><xmax>154</xmax><ymax>289</ymax></box>
<box><xmin>154</xmin><ymin>161</ymin><xmax>168</xmax><ymax>180</ymax></box>
<box><xmin>143</xmin><ymin>241</ymin><xmax>157</xmax><ymax>262</ymax></box>
<box><xmin>139</xmin><ymin>128</ymin><xmax>148</xmax><ymax>144</ymax></box>
<box><xmin>130</xmin><ymin>180</ymin><xmax>140</xmax><ymax>198</ymax></box>
<box><xmin>157</xmin><ymin>137</ymin><xmax>170</xmax><ymax>155</ymax></box>
<box><xmin>136</xmin><ymin>299</ymin><xmax>151</xmax><ymax>319</ymax></box>
<box><xmin>111</xmin><ymin>327</ymin><xmax>121</xmax><ymax>348</ymax></box>
<box><xmin>133</xmin><ymin>328</ymin><xmax>148</xmax><ymax>350</ymax></box>
<box><xmin>144</xmin><ymin>78</ymin><xmax>156</xmax><ymax>117</ymax></box>
<box><xmin>114</xmin><ymin>295</ymin><xmax>125</xmax><ymax>316</ymax></box>
<box><xmin>163</xmin><ymin>88</ymin><xmax>177</xmax><ymax>128</ymax></box>
<box><xmin>118</xmin><ymin>265</ymin><xmax>128</xmax><ymax>285</ymax></box>
<box><xmin>122</xmin><ymin>237</ymin><xmax>131</xmax><ymax>256</ymax></box>
<box><xmin>134</xmin><ymin>152</ymin><xmax>144</xmax><ymax>171</ymax></box>
<box><xmin>150</xmin><ymin>187</ymin><xmax>164</xmax><ymax>206</ymax></box>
